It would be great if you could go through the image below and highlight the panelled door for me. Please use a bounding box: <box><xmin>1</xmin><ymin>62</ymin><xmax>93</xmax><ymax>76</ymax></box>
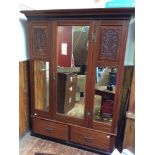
<box><xmin>52</xmin><ymin>20</ymin><xmax>95</xmax><ymax>127</ymax></box>
<box><xmin>29</xmin><ymin>21</ymin><xmax>53</xmax><ymax>118</ymax></box>
<box><xmin>90</xmin><ymin>20</ymin><xmax>129</xmax><ymax>134</ymax></box>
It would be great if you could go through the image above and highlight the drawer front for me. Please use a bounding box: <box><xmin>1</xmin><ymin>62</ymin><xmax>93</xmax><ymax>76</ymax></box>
<box><xmin>70</xmin><ymin>126</ymin><xmax>114</xmax><ymax>152</ymax></box>
<box><xmin>32</xmin><ymin>118</ymin><xmax>68</xmax><ymax>141</ymax></box>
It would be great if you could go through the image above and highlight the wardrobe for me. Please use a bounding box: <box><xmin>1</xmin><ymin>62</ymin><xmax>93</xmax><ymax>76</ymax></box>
<box><xmin>21</xmin><ymin>8</ymin><xmax>134</xmax><ymax>154</ymax></box>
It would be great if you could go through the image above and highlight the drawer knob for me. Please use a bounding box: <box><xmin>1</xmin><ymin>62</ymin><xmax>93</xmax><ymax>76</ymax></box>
<box><xmin>45</xmin><ymin>128</ymin><xmax>54</xmax><ymax>132</ymax></box>
<box><xmin>107</xmin><ymin>135</ymin><xmax>110</xmax><ymax>138</ymax></box>
<box><xmin>34</xmin><ymin>113</ymin><xmax>37</xmax><ymax>116</ymax></box>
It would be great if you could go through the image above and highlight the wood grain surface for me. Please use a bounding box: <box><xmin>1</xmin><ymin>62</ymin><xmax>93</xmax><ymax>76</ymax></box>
<box><xmin>19</xmin><ymin>61</ymin><xmax>30</xmax><ymax>137</ymax></box>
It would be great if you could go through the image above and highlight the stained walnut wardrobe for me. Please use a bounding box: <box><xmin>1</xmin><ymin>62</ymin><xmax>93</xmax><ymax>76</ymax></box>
<box><xmin>21</xmin><ymin>8</ymin><xmax>134</xmax><ymax>154</ymax></box>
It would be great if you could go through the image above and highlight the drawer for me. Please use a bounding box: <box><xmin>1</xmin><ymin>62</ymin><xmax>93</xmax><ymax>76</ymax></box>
<box><xmin>32</xmin><ymin>118</ymin><xmax>68</xmax><ymax>141</ymax></box>
<box><xmin>70</xmin><ymin>126</ymin><xmax>114</xmax><ymax>152</ymax></box>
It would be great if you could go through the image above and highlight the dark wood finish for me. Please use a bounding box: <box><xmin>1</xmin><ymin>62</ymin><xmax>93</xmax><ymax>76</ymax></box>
<box><xmin>96</xmin><ymin>21</ymin><xmax>124</xmax><ymax>62</ymax></box>
<box><xmin>30</xmin><ymin>131</ymin><xmax>110</xmax><ymax>155</ymax></box>
<box><xmin>21</xmin><ymin>8</ymin><xmax>134</xmax><ymax>20</ymax></box>
<box><xmin>29</xmin><ymin>21</ymin><xmax>51</xmax><ymax>59</ymax></box>
<box><xmin>57</xmin><ymin>73</ymin><xmax>77</xmax><ymax>114</ymax></box>
<box><xmin>110</xmin><ymin>21</ymin><xmax>130</xmax><ymax>134</ymax></box>
<box><xmin>92</xmin><ymin>121</ymin><xmax>112</xmax><ymax>133</ymax></box>
<box><xmin>90</xmin><ymin>20</ymin><xmax>130</xmax><ymax>134</ymax></box>
<box><xmin>19</xmin><ymin>61</ymin><xmax>30</xmax><ymax>137</ymax></box>
<box><xmin>32</xmin><ymin>118</ymin><xmax>68</xmax><ymax>141</ymax></box>
<box><xmin>54</xmin><ymin>113</ymin><xmax>85</xmax><ymax>127</ymax></box>
<box><xmin>21</xmin><ymin>8</ymin><xmax>134</xmax><ymax>153</ymax></box>
<box><xmin>70</xmin><ymin>126</ymin><xmax>115</xmax><ymax>152</ymax></box>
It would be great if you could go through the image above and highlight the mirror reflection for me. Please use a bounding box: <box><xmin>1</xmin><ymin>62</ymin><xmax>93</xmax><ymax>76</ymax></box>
<box><xmin>93</xmin><ymin>67</ymin><xmax>117</xmax><ymax>123</ymax></box>
<box><xmin>56</xmin><ymin>25</ymin><xmax>89</xmax><ymax>119</ymax></box>
<box><xmin>34</xmin><ymin>61</ymin><xmax>49</xmax><ymax>112</ymax></box>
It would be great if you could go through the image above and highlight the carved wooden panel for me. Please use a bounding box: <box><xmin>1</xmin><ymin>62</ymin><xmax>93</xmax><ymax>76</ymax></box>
<box><xmin>99</xmin><ymin>26</ymin><xmax>122</xmax><ymax>61</ymax></box>
<box><xmin>30</xmin><ymin>22</ymin><xmax>50</xmax><ymax>59</ymax></box>
<box><xmin>34</xmin><ymin>28</ymin><xmax>47</xmax><ymax>50</ymax></box>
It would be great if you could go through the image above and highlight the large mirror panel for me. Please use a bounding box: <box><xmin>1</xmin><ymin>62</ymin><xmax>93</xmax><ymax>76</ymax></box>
<box><xmin>34</xmin><ymin>61</ymin><xmax>49</xmax><ymax>112</ymax></box>
<box><xmin>56</xmin><ymin>25</ymin><xmax>89</xmax><ymax>119</ymax></box>
<box><xmin>93</xmin><ymin>66</ymin><xmax>117</xmax><ymax>123</ymax></box>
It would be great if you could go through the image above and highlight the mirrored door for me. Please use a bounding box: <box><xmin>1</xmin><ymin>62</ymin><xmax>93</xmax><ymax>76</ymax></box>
<box><xmin>34</xmin><ymin>61</ymin><xmax>49</xmax><ymax>112</ymax></box>
<box><xmin>92</xmin><ymin>66</ymin><xmax>118</xmax><ymax>132</ymax></box>
<box><xmin>54</xmin><ymin>22</ymin><xmax>93</xmax><ymax>126</ymax></box>
<box><xmin>31</xmin><ymin>60</ymin><xmax>52</xmax><ymax>118</ymax></box>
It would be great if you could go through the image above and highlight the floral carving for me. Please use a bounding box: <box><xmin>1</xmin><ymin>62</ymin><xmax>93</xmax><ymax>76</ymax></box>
<box><xmin>100</xmin><ymin>29</ymin><xmax>119</xmax><ymax>60</ymax></box>
<box><xmin>34</xmin><ymin>28</ymin><xmax>47</xmax><ymax>50</ymax></box>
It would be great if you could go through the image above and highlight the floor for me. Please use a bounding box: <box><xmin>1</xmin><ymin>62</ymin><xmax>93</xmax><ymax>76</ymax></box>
<box><xmin>66</xmin><ymin>95</ymin><xmax>112</xmax><ymax>123</ymax></box>
<box><xmin>66</xmin><ymin>95</ymin><xmax>102</xmax><ymax>119</ymax></box>
<box><xmin>19</xmin><ymin>132</ymin><xmax>100</xmax><ymax>155</ymax></box>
